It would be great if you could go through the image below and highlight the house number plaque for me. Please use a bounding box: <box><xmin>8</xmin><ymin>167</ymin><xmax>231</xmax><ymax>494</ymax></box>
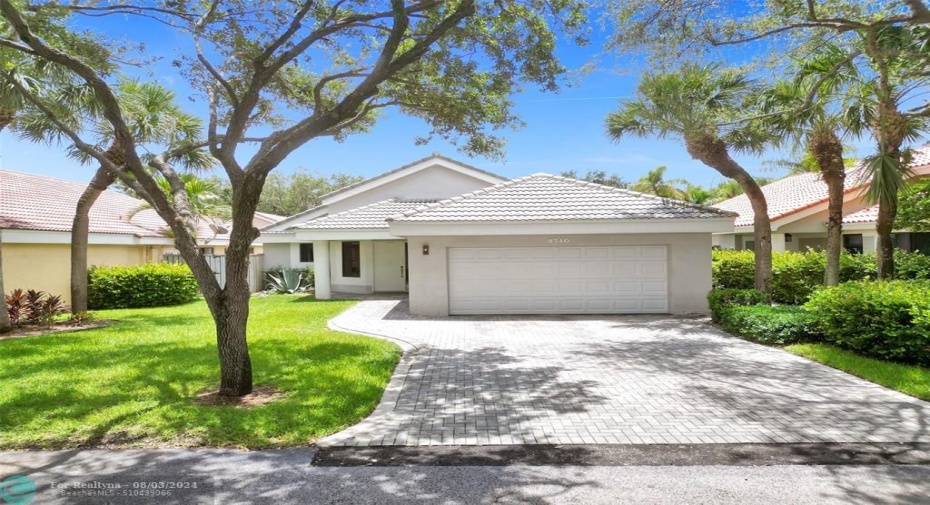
<box><xmin>547</xmin><ymin>238</ymin><xmax>571</xmax><ymax>244</ymax></box>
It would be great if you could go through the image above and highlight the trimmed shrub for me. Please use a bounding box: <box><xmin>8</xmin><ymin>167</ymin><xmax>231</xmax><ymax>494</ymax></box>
<box><xmin>718</xmin><ymin>304</ymin><xmax>821</xmax><ymax>345</ymax></box>
<box><xmin>805</xmin><ymin>280</ymin><xmax>930</xmax><ymax>366</ymax></box>
<box><xmin>88</xmin><ymin>263</ymin><xmax>200</xmax><ymax>309</ymax></box>
<box><xmin>707</xmin><ymin>288</ymin><xmax>770</xmax><ymax>323</ymax></box>
<box><xmin>712</xmin><ymin>249</ymin><xmax>926</xmax><ymax>304</ymax></box>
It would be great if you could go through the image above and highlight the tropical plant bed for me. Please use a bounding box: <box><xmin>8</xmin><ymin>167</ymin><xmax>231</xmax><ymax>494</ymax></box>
<box><xmin>0</xmin><ymin>319</ymin><xmax>115</xmax><ymax>340</ymax></box>
<box><xmin>0</xmin><ymin>296</ymin><xmax>400</xmax><ymax>449</ymax></box>
<box><xmin>786</xmin><ymin>344</ymin><xmax>930</xmax><ymax>402</ymax></box>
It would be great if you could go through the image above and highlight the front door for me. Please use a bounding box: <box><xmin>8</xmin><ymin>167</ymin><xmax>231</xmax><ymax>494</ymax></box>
<box><xmin>373</xmin><ymin>241</ymin><xmax>407</xmax><ymax>292</ymax></box>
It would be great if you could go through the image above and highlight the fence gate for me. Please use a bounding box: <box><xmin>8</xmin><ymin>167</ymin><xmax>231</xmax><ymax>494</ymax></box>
<box><xmin>163</xmin><ymin>253</ymin><xmax>265</xmax><ymax>292</ymax></box>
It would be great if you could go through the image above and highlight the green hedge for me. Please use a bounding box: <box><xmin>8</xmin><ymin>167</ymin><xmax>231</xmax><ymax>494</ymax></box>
<box><xmin>718</xmin><ymin>305</ymin><xmax>821</xmax><ymax>345</ymax></box>
<box><xmin>805</xmin><ymin>280</ymin><xmax>930</xmax><ymax>366</ymax></box>
<box><xmin>712</xmin><ymin>249</ymin><xmax>929</xmax><ymax>304</ymax></box>
<box><xmin>88</xmin><ymin>263</ymin><xmax>200</xmax><ymax>309</ymax></box>
<box><xmin>707</xmin><ymin>288</ymin><xmax>770</xmax><ymax>323</ymax></box>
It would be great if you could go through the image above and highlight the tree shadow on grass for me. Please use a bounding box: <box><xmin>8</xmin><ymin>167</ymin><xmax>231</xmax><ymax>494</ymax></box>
<box><xmin>0</xmin><ymin>330</ymin><xmax>400</xmax><ymax>450</ymax></box>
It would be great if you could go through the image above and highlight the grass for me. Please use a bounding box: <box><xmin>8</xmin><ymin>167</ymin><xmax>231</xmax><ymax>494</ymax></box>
<box><xmin>0</xmin><ymin>295</ymin><xmax>401</xmax><ymax>450</ymax></box>
<box><xmin>786</xmin><ymin>343</ymin><xmax>930</xmax><ymax>401</ymax></box>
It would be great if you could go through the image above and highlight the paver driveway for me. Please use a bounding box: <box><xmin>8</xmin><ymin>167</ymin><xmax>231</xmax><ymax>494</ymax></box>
<box><xmin>320</xmin><ymin>300</ymin><xmax>930</xmax><ymax>447</ymax></box>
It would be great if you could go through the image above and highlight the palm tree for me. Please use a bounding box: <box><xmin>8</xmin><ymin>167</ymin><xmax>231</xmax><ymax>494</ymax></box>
<box><xmin>757</xmin><ymin>46</ymin><xmax>863</xmax><ymax>286</ymax></box>
<box><xmin>1</xmin><ymin>57</ymin><xmax>85</xmax><ymax>331</ymax></box>
<box><xmin>630</xmin><ymin>166</ymin><xmax>685</xmax><ymax>199</ymax></box>
<box><xmin>16</xmin><ymin>80</ymin><xmax>211</xmax><ymax>312</ymax></box>
<box><xmin>607</xmin><ymin>64</ymin><xmax>775</xmax><ymax>293</ymax></box>
<box><xmin>846</xmin><ymin>26</ymin><xmax>930</xmax><ymax>278</ymax></box>
<box><xmin>681</xmin><ymin>184</ymin><xmax>715</xmax><ymax>205</ymax></box>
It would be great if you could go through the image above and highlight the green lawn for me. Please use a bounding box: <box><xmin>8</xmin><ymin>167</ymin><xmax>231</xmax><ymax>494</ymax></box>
<box><xmin>786</xmin><ymin>343</ymin><xmax>930</xmax><ymax>401</ymax></box>
<box><xmin>0</xmin><ymin>296</ymin><xmax>400</xmax><ymax>449</ymax></box>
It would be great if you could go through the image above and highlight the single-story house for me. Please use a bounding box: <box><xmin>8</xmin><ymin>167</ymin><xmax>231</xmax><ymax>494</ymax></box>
<box><xmin>261</xmin><ymin>155</ymin><xmax>736</xmax><ymax>315</ymax></box>
<box><xmin>712</xmin><ymin>147</ymin><xmax>930</xmax><ymax>254</ymax></box>
<box><xmin>0</xmin><ymin>169</ymin><xmax>234</xmax><ymax>302</ymax></box>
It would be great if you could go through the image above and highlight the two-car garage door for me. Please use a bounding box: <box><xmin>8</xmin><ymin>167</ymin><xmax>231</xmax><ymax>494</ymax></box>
<box><xmin>448</xmin><ymin>245</ymin><xmax>668</xmax><ymax>315</ymax></box>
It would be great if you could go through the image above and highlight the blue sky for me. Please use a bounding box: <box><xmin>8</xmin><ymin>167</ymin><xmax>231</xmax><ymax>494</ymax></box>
<box><xmin>0</xmin><ymin>7</ymin><xmax>875</xmax><ymax>189</ymax></box>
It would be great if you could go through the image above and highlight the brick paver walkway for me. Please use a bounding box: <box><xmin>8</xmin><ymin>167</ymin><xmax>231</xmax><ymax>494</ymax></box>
<box><xmin>319</xmin><ymin>300</ymin><xmax>930</xmax><ymax>447</ymax></box>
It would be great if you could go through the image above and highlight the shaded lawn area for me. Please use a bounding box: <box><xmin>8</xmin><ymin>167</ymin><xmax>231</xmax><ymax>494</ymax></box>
<box><xmin>787</xmin><ymin>344</ymin><xmax>930</xmax><ymax>402</ymax></box>
<box><xmin>0</xmin><ymin>296</ymin><xmax>400</xmax><ymax>449</ymax></box>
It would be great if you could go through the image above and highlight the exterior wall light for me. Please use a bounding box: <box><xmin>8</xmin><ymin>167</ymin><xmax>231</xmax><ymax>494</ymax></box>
<box><xmin>422</xmin><ymin>244</ymin><xmax>430</xmax><ymax>255</ymax></box>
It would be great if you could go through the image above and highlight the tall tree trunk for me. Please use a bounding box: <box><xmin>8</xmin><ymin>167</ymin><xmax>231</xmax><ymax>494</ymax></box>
<box><xmin>199</xmin><ymin>172</ymin><xmax>264</xmax><ymax>396</ymax></box>
<box><xmin>809</xmin><ymin>129</ymin><xmax>846</xmax><ymax>286</ymax></box>
<box><xmin>686</xmin><ymin>133</ymin><xmax>773</xmax><ymax>294</ymax></box>
<box><xmin>1</xmin><ymin>112</ymin><xmax>14</xmax><ymax>332</ymax></box>
<box><xmin>70</xmin><ymin>144</ymin><xmax>121</xmax><ymax>313</ymax></box>
<box><xmin>876</xmin><ymin>198</ymin><xmax>897</xmax><ymax>279</ymax></box>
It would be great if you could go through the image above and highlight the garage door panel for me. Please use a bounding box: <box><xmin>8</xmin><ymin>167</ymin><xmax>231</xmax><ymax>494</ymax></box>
<box><xmin>449</xmin><ymin>245</ymin><xmax>670</xmax><ymax>315</ymax></box>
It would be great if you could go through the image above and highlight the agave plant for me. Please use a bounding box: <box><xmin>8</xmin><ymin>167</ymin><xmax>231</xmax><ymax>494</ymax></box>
<box><xmin>266</xmin><ymin>269</ymin><xmax>310</xmax><ymax>294</ymax></box>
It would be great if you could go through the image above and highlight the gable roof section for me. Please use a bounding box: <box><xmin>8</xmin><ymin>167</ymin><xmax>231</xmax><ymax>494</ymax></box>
<box><xmin>714</xmin><ymin>145</ymin><xmax>930</xmax><ymax>227</ymax></box>
<box><xmin>389</xmin><ymin>174</ymin><xmax>736</xmax><ymax>223</ymax></box>
<box><xmin>318</xmin><ymin>154</ymin><xmax>507</xmax><ymax>205</ymax></box>
<box><xmin>296</xmin><ymin>199</ymin><xmax>438</xmax><ymax>230</ymax></box>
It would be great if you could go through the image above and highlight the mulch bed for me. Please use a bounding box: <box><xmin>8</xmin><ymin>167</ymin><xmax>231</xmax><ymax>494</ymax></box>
<box><xmin>194</xmin><ymin>385</ymin><xmax>286</xmax><ymax>408</ymax></box>
<box><xmin>0</xmin><ymin>319</ymin><xmax>116</xmax><ymax>340</ymax></box>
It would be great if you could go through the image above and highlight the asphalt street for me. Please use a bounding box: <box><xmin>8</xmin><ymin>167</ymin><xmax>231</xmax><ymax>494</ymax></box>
<box><xmin>2</xmin><ymin>447</ymin><xmax>930</xmax><ymax>504</ymax></box>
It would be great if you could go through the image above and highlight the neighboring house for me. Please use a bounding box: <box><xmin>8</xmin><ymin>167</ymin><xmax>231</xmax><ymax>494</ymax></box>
<box><xmin>0</xmin><ymin>169</ymin><xmax>232</xmax><ymax>302</ymax></box>
<box><xmin>253</xmin><ymin>211</ymin><xmax>286</xmax><ymax>230</ymax></box>
<box><xmin>262</xmin><ymin>155</ymin><xmax>736</xmax><ymax>315</ymax></box>
<box><xmin>712</xmin><ymin>148</ymin><xmax>930</xmax><ymax>254</ymax></box>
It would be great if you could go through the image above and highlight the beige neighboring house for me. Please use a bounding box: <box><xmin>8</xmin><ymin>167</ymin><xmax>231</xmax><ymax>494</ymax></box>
<box><xmin>0</xmin><ymin>169</ymin><xmax>232</xmax><ymax>303</ymax></box>
<box><xmin>712</xmin><ymin>147</ymin><xmax>930</xmax><ymax>254</ymax></box>
<box><xmin>261</xmin><ymin>154</ymin><xmax>736</xmax><ymax>315</ymax></box>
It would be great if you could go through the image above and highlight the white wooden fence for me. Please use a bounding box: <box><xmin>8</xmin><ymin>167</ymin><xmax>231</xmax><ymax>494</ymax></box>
<box><xmin>163</xmin><ymin>253</ymin><xmax>265</xmax><ymax>293</ymax></box>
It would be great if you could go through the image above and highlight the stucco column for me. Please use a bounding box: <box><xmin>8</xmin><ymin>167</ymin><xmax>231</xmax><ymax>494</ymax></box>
<box><xmin>313</xmin><ymin>240</ymin><xmax>331</xmax><ymax>299</ymax></box>
<box><xmin>770</xmin><ymin>233</ymin><xmax>786</xmax><ymax>253</ymax></box>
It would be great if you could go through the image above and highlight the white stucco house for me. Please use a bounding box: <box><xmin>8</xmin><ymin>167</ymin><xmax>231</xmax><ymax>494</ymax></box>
<box><xmin>261</xmin><ymin>154</ymin><xmax>736</xmax><ymax>316</ymax></box>
<box><xmin>712</xmin><ymin>147</ymin><xmax>930</xmax><ymax>254</ymax></box>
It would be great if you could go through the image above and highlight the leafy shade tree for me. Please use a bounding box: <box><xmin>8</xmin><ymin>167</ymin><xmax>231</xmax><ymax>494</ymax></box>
<box><xmin>16</xmin><ymin>80</ymin><xmax>212</xmax><ymax>313</ymax></box>
<box><xmin>256</xmin><ymin>171</ymin><xmax>364</xmax><ymax>216</ymax></box>
<box><xmin>560</xmin><ymin>169</ymin><xmax>629</xmax><ymax>188</ymax></box>
<box><xmin>897</xmin><ymin>177</ymin><xmax>930</xmax><ymax>232</ymax></box>
<box><xmin>629</xmin><ymin>165</ymin><xmax>684</xmax><ymax>198</ymax></box>
<box><xmin>0</xmin><ymin>0</ymin><xmax>588</xmax><ymax>396</ymax></box>
<box><xmin>607</xmin><ymin>64</ymin><xmax>775</xmax><ymax>292</ymax></box>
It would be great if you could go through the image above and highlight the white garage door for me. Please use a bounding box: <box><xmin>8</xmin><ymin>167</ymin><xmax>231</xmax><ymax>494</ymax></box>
<box><xmin>448</xmin><ymin>245</ymin><xmax>669</xmax><ymax>315</ymax></box>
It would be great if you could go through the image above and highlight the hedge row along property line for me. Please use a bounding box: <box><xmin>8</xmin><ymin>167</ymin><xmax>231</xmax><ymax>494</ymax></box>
<box><xmin>708</xmin><ymin>280</ymin><xmax>930</xmax><ymax>367</ymax></box>
<box><xmin>88</xmin><ymin>263</ymin><xmax>201</xmax><ymax>309</ymax></box>
<box><xmin>712</xmin><ymin>249</ymin><xmax>930</xmax><ymax>304</ymax></box>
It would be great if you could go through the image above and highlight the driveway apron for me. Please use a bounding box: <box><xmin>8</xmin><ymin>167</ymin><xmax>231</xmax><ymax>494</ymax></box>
<box><xmin>320</xmin><ymin>300</ymin><xmax>930</xmax><ymax>447</ymax></box>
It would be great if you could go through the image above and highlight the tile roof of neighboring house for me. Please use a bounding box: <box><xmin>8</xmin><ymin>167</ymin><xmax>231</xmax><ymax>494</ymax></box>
<box><xmin>254</xmin><ymin>211</ymin><xmax>286</xmax><ymax>223</ymax></box>
<box><xmin>843</xmin><ymin>205</ymin><xmax>879</xmax><ymax>224</ymax></box>
<box><xmin>0</xmin><ymin>169</ymin><xmax>230</xmax><ymax>241</ymax></box>
<box><xmin>295</xmin><ymin>199</ymin><xmax>439</xmax><ymax>230</ymax></box>
<box><xmin>713</xmin><ymin>146</ymin><xmax>930</xmax><ymax>227</ymax></box>
<box><xmin>389</xmin><ymin>174</ymin><xmax>736</xmax><ymax>223</ymax></box>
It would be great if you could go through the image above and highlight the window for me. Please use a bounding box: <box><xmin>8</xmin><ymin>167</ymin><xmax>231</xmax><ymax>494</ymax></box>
<box><xmin>843</xmin><ymin>234</ymin><xmax>864</xmax><ymax>254</ymax></box>
<box><xmin>200</xmin><ymin>247</ymin><xmax>215</xmax><ymax>256</ymax></box>
<box><xmin>342</xmin><ymin>241</ymin><xmax>361</xmax><ymax>278</ymax></box>
<box><xmin>299</xmin><ymin>243</ymin><xmax>314</xmax><ymax>263</ymax></box>
<box><xmin>743</xmin><ymin>240</ymin><xmax>755</xmax><ymax>252</ymax></box>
